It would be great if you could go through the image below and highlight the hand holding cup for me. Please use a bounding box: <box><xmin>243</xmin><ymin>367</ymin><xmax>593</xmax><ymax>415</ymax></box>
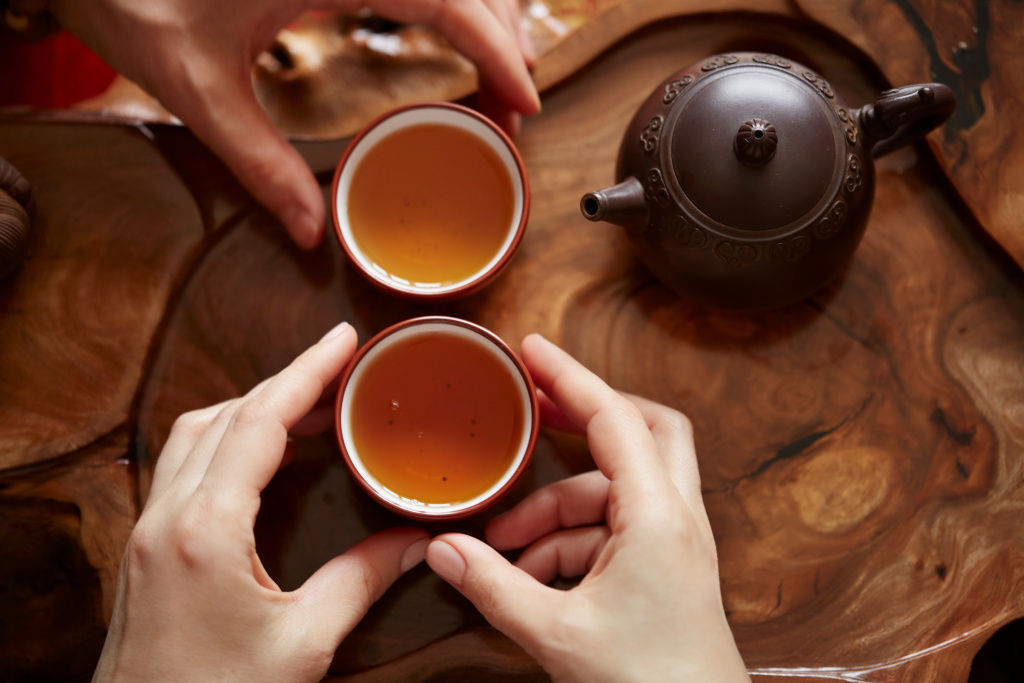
<box><xmin>94</xmin><ymin>323</ymin><xmax>429</xmax><ymax>681</ymax></box>
<box><xmin>426</xmin><ymin>334</ymin><xmax>750</xmax><ymax>682</ymax></box>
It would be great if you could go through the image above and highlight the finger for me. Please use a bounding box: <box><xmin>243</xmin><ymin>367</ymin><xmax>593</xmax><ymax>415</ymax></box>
<box><xmin>147</xmin><ymin>399</ymin><xmax>234</xmax><ymax>506</ymax></box>
<box><xmin>159</xmin><ymin>323</ymin><xmax>350</xmax><ymax>505</ymax></box>
<box><xmin>621</xmin><ymin>393</ymin><xmax>714</xmax><ymax>536</ymax></box>
<box><xmin>542</xmin><ymin>387</ymin><xmax>701</xmax><ymax>503</ymax></box>
<box><xmin>427</xmin><ymin>534</ymin><xmax>562</xmax><ymax>651</ymax></box>
<box><xmin>482</xmin><ymin>0</ymin><xmax>518</xmax><ymax>38</ymax></box>
<box><xmin>351</xmin><ymin>0</ymin><xmax>540</xmax><ymax>114</ymax></box>
<box><xmin>477</xmin><ymin>82</ymin><xmax>521</xmax><ymax>137</ymax></box>
<box><xmin>486</xmin><ymin>470</ymin><xmax>609</xmax><ymax>550</ymax></box>
<box><xmin>514</xmin><ymin>526</ymin><xmax>611</xmax><ymax>584</ymax></box>
<box><xmin>519</xmin><ymin>19</ymin><xmax>537</xmax><ymax>67</ymax></box>
<box><xmin>521</xmin><ymin>334</ymin><xmax>666</xmax><ymax>490</ymax></box>
<box><xmin>482</xmin><ymin>0</ymin><xmax>535</xmax><ymax>65</ymax></box>
<box><xmin>289</xmin><ymin>403</ymin><xmax>336</xmax><ymax>437</ymax></box>
<box><xmin>537</xmin><ymin>388</ymin><xmax>583</xmax><ymax>434</ymax></box>
<box><xmin>160</xmin><ymin>398</ymin><xmax>244</xmax><ymax>503</ymax></box>
<box><xmin>199</xmin><ymin>322</ymin><xmax>357</xmax><ymax>502</ymax></box>
<box><xmin>157</xmin><ymin>371</ymin><xmax>284</xmax><ymax>503</ymax></box>
<box><xmin>620</xmin><ymin>392</ymin><xmax>702</xmax><ymax>504</ymax></box>
<box><xmin>294</xmin><ymin>527</ymin><xmax>429</xmax><ymax>646</ymax></box>
<box><xmin>150</xmin><ymin>399</ymin><xmax>243</xmax><ymax>509</ymax></box>
<box><xmin>159</xmin><ymin>59</ymin><xmax>324</xmax><ymax>249</ymax></box>
<box><xmin>290</xmin><ymin>373</ymin><xmax>342</xmax><ymax>436</ymax></box>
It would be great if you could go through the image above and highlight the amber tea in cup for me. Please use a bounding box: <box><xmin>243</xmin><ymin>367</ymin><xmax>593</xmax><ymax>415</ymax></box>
<box><xmin>349</xmin><ymin>124</ymin><xmax>512</xmax><ymax>285</ymax></box>
<box><xmin>336</xmin><ymin>317</ymin><xmax>538</xmax><ymax>519</ymax></box>
<box><xmin>332</xmin><ymin>104</ymin><xmax>529</xmax><ymax>299</ymax></box>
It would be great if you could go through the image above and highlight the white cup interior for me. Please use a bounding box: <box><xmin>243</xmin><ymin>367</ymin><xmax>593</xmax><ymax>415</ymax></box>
<box><xmin>339</xmin><ymin>321</ymin><xmax>534</xmax><ymax>516</ymax></box>
<box><xmin>335</xmin><ymin>106</ymin><xmax>525</xmax><ymax>295</ymax></box>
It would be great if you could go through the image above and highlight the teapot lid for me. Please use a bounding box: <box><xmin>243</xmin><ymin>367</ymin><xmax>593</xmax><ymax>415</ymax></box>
<box><xmin>665</xmin><ymin>59</ymin><xmax>845</xmax><ymax>232</ymax></box>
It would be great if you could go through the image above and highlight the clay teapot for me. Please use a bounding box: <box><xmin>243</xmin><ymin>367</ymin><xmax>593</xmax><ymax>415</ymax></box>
<box><xmin>581</xmin><ymin>52</ymin><xmax>955</xmax><ymax>309</ymax></box>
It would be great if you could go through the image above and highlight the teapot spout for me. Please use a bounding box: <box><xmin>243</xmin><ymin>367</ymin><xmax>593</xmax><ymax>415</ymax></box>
<box><xmin>580</xmin><ymin>177</ymin><xmax>648</xmax><ymax>227</ymax></box>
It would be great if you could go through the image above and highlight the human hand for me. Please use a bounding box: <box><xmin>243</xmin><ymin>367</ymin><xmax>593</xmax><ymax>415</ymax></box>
<box><xmin>425</xmin><ymin>334</ymin><xmax>749</xmax><ymax>682</ymax></box>
<box><xmin>94</xmin><ymin>322</ymin><xmax>428</xmax><ymax>682</ymax></box>
<box><xmin>49</xmin><ymin>0</ymin><xmax>539</xmax><ymax>249</ymax></box>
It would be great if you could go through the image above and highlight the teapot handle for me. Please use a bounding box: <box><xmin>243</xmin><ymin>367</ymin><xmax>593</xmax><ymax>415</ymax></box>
<box><xmin>858</xmin><ymin>84</ymin><xmax>955</xmax><ymax>158</ymax></box>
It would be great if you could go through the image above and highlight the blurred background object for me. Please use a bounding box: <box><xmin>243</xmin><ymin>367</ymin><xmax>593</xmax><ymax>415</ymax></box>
<box><xmin>0</xmin><ymin>155</ymin><xmax>31</xmax><ymax>279</ymax></box>
<box><xmin>1</xmin><ymin>2</ymin><xmax>623</xmax><ymax>137</ymax></box>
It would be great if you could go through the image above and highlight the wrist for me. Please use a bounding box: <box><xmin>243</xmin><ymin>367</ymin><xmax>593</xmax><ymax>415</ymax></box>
<box><xmin>542</xmin><ymin>614</ymin><xmax>748</xmax><ymax>683</ymax></box>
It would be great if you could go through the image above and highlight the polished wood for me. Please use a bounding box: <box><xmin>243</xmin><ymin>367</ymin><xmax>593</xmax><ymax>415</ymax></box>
<box><xmin>0</xmin><ymin>124</ymin><xmax>204</xmax><ymax>471</ymax></box>
<box><xmin>795</xmin><ymin>0</ymin><xmax>1024</xmax><ymax>269</ymax></box>
<box><xmin>0</xmin><ymin>439</ymin><xmax>137</xmax><ymax>680</ymax></box>
<box><xmin>536</xmin><ymin>0</ymin><xmax>1024</xmax><ymax>268</ymax></box>
<box><xmin>71</xmin><ymin>0</ymin><xmax>1024</xmax><ymax>268</ymax></box>
<box><xmin>1</xmin><ymin>5</ymin><xmax>1023</xmax><ymax>683</ymax></box>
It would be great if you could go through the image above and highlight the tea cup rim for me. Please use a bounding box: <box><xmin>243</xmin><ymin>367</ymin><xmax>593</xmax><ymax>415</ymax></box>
<box><xmin>334</xmin><ymin>316</ymin><xmax>539</xmax><ymax>520</ymax></box>
<box><xmin>330</xmin><ymin>102</ymin><xmax>530</xmax><ymax>300</ymax></box>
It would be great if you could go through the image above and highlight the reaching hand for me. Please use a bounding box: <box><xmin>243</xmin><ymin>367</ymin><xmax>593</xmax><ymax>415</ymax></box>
<box><xmin>49</xmin><ymin>0</ymin><xmax>539</xmax><ymax>249</ymax></box>
<box><xmin>425</xmin><ymin>334</ymin><xmax>749</xmax><ymax>682</ymax></box>
<box><xmin>94</xmin><ymin>322</ymin><xmax>428</xmax><ymax>682</ymax></box>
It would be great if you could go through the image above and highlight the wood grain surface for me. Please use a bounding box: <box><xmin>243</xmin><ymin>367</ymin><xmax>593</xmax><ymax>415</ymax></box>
<box><xmin>0</xmin><ymin>124</ymin><xmax>204</xmax><ymax>470</ymax></box>
<box><xmin>531</xmin><ymin>0</ymin><xmax>1024</xmax><ymax>269</ymax></box>
<box><xmin>64</xmin><ymin>0</ymin><xmax>1024</xmax><ymax>270</ymax></box>
<box><xmin>795</xmin><ymin>0</ymin><xmax>1024</xmax><ymax>270</ymax></box>
<box><xmin>1</xmin><ymin>6</ymin><xmax>1023</xmax><ymax>683</ymax></box>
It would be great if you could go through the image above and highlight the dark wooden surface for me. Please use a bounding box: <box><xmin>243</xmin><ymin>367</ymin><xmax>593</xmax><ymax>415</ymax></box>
<box><xmin>2</xmin><ymin>4</ymin><xmax>1023</xmax><ymax>682</ymax></box>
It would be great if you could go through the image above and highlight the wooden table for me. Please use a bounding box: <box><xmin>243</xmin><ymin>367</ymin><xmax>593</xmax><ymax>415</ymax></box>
<box><xmin>2</xmin><ymin>2</ymin><xmax>1023</xmax><ymax>680</ymax></box>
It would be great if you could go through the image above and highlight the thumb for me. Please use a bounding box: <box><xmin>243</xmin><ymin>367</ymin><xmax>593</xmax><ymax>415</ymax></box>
<box><xmin>294</xmin><ymin>527</ymin><xmax>429</xmax><ymax>646</ymax></box>
<box><xmin>427</xmin><ymin>533</ymin><xmax>562</xmax><ymax>649</ymax></box>
<box><xmin>164</xmin><ymin>64</ymin><xmax>325</xmax><ymax>249</ymax></box>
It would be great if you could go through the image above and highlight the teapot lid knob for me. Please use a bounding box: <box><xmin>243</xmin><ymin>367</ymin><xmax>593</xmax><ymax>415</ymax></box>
<box><xmin>734</xmin><ymin>118</ymin><xmax>777</xmax><ymax>165</ymax></box>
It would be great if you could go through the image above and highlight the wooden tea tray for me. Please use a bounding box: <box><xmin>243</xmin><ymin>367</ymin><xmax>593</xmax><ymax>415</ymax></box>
<box><xmin>2</xmin><ymin>2</ymin><xmax>1023</xmax><ymax>681</ymax></box>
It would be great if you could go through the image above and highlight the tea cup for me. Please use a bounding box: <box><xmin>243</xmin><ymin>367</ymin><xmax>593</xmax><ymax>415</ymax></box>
<box><xmin>331</xmin><ymin>103</ymin><xmax>529</xmax><ymax>299</ymax></box>
<box><xmin>335</xmin><ymin>316</ymin><xmax>539</xmax><ymax>519</ymax></box>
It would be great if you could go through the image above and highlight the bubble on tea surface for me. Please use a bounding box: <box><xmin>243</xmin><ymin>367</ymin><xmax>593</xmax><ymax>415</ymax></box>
<box><xmin>390</xmin><ymin>399</ymin><xmax>399</xmax><ymax>411</ymax></box>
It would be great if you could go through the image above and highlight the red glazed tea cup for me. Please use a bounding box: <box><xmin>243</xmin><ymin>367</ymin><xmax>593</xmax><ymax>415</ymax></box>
<box><xmin>335</xmin><ymin>316</ymin><xmax>539</xmax><ymax>520</ymax></box>
<box><xmin>331</xmin><ymin>103</ymin><xmax>530</xmax><ymax>300</ymax></box>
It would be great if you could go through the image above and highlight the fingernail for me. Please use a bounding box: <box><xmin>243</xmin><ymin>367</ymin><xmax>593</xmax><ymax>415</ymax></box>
<box><xmin>318</xmin><ymin>321</ymin><xmax>351</xmax><ymax>343</ymax></box>
<box><xmin>400</xmin><ymin>537</ymin><xmax>430</xmax><ymax>573</ymax></box>
<box><xmin>426</xmin><ymin>540</ymin><xmax>467</xmax><ymax>587</ymax></box>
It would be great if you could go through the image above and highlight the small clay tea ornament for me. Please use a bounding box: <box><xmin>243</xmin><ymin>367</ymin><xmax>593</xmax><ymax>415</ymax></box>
<box><xmin>0</xmin><ymin>156</ymin><xmax>31</xmax><ymax>280</ymax></box>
